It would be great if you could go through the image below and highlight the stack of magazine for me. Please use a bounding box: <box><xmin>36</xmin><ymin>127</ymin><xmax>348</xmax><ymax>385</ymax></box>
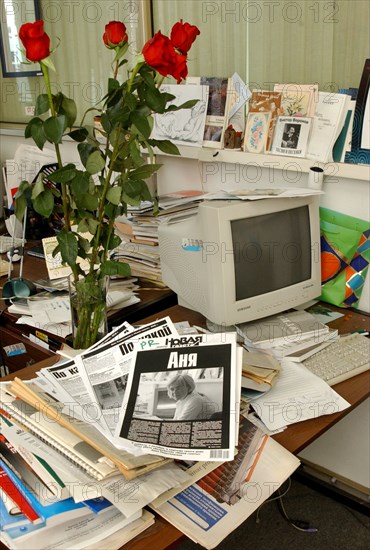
<box><xmin>0</xmin><ymin>315</ymin><xmax>300</xmax><ymax>549</ymax></box>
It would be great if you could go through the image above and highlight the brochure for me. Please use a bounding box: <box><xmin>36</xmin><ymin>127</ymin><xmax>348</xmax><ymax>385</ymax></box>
<box><xmin>270</xmin><ymin>116</ymin><xmax>312</xmax><ymax>157</ymax></box>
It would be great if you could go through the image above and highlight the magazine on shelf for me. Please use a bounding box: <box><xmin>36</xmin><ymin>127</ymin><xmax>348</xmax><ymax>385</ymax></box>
<box><xmin>270</xmin><ymin>116</ymin><xmax>312</xmax><ymax>157</ymax></box>
<box><xmin>187</xmin><ymin>76</ymin><xmax>233</xmax><ymax>148</ymax></box>
<box><xmin>153</xmin><ymin>436</ymin><xmax>300</xmax><ymax>549</ymax></box>
<box><xmin>306</xmin><ymin>91</ymin><xmax>352</xmax><ymax>163</ymax></box>
<box><xmin>113</xmin><ymin>333</ymin><xmax>242</xmax><ymax>461</ymax></box>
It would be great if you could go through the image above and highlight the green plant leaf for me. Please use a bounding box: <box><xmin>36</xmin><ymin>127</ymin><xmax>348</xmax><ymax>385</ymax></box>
<box><xmin>71</xmin><ymin>171</ymin><xmax>90</xmax><ymax>195</ymax></box>
<box><xmin>67</xmin><ymin>128</ymin><xmax>89</xmax><ymax>142</ymax></box>
<box><xmin>167</xmin><ymin>99</ymin><xmax>199</xmax><ymax>111</ymax></box>
<box><xmin>149</xmin><ymin>139</ymin><xmax>180</xmax><ymax>155</ymax></box>
<box><xmin>78</xmin><ymin>142</ymin><xmax>97</xmax><ymax>168</ymax></box>
<box><xmin>29</xmin><ymin>119</ymin><xmax>47</xmax><ymax>150</ymax></box>
<box><xmin>142</xmin><ymin>85</ymin><xmax>167</xmax><ymax>113</ymax></box>
<box><xmin>101</xmin><ymin>260</ymin><xmax>131</xmax><ymax>277</ymax></box>
<box><xmin>128</xmin><ymin>140</ymin><xmax>145</xmax><ymax>166</ymax></box>
<box><xmin>57</xmin><ymin>230</ymin><xmax>78</xmax><ymax>266</ymax></box>
<box><xmin>131</xmin><ymin>111</ymin><xmax>151</xmax><ymax>139</ymax></box>
<box><xmin>130</xmin><ymin>163</ymin><xmax>162</xmax><ymax>179</ymax></box>
<box><xmin>76</xmin><ymin>192</ymin><xmax>99</xmax><ymax>211</ymax></box>
<box><xmin>48</xmin><ymin>164</ymin><xmax>77</xmax><ymax>183</ymax></box>
<box><xmin>33</xmin><ymin>189</ymin><xmax>54</xmax><ymax>217</ymax></box>
<box><xmin>43</xmin><ymin>115</ymin><xmax>66</xmax><ymax>144</ymax></box>
<box><xmin>106</xmin><ymin>186</ymin><xmax>121</xmax><ymax>205</ymax></box>
<box><xmin>86</xmin><ymin>151</ymin><xmax>105</xmax><ymax>174</ymax></box>
<box><xmin>35</xmin><ymin>94</ymin><xmax>50</xmax><ymax>116</ymax></box>
<box><xmin>61</xmin><ymin>96</ymin><xmax>77</xmax><ymax>128</ymax></box>
<box><xmin>14</xmin><ymin>193</ymin><xmax>28</xmax><ymax>222</ymax></box>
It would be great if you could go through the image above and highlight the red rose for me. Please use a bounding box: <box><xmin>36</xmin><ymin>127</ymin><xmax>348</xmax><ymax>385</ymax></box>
<box><xmin>19</xmin><ymin>20</ymin><xmax>50</xmax><ymax>62</ymax></box>
<box><xmin>172</xmin><ymin>53</ymin><xmax>188</xmax><ymax>83</ymax></box>
<box><xmin>142</xmin><ymin>31</ymin><xmax>183</xmax><ymax>81</ymax></box>
<box><xmin>170</xmin><ymin>20</ymin><xmax>200</xmax><ymax>54</ymax></box>
<box><xmin>103</xmin><ymin>21</ymin><xmax>128</xmax><ymax>48</ymax></box>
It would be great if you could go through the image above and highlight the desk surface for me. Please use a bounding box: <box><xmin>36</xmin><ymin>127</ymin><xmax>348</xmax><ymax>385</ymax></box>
<box><xmin>1</xmin><ymin>302</ymin><xmax>369</xmax><ymax>549</ymax></box>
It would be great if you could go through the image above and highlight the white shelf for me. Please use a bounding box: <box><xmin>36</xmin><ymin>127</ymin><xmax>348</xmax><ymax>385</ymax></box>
<box><xmin>157</xmin><ymin>145</ymin><xmax>370</xmax><ymax>182</ymax></box>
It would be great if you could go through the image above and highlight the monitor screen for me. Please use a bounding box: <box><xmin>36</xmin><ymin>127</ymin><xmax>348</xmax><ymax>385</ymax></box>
<box><xmin>231</xmin><ymin>206</ymin><xmax>311</xmax><ymax>300</ymax></box>
<box><xmin>158</xmin><ymin>196</ymin><xmax>321</xmax><ymax>326</ymax></box>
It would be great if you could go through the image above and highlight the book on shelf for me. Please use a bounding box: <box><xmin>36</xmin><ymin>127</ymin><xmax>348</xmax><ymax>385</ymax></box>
<box><xmin>247</xmin><ymin>90</ymin><xmax>283</xmax><ymax>151</ymax></box>
<box><xmin>306</xmin><ymin>91</ymin><xmax>352</xmax><ymax>163</ymax></box>
<box><xmin>345</xmin><ymin>58</ymin><xmax>370</xmax><ymax>165</ymax></box>
<box><xmin>270</xmin><ymin>116</ymin><xmax>312</xmax><ymax>157</ymax></box>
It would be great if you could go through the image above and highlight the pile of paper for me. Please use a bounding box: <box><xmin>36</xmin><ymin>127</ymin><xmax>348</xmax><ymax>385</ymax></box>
<box><xmin>113</xmin><ymin>191</ymin><xmax>204</xmax><ymax>286</ymax></box>
<box><xmin>10</xmin><ymin>279</ymin><xmax>140</xmax><ymax>338</ymax></box>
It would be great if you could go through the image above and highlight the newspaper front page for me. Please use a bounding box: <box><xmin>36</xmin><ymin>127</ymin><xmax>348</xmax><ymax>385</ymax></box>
<box><xmin>74</xmin><ymin>317</ymin><xmax>179</xmax><ymax>436</ymax></box>
<box><xmin>113</xmin><ymin>333</ymin><xmax>241</xmax><ymax>460</ymax></box>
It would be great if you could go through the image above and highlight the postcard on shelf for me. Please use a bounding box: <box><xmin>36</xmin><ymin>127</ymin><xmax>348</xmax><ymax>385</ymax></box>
<box><xmin>243</xmin><ymin>112</ymin><xmax>271</xmax><ymax>154</ymax></box>
<box><xmin>187</xmin><ymin>76</ymin><xmax>233</xmax><ymax>148</ymax></box>
<box><xmin>151</xmin><ymin>83</ymin><xmax>208</xmax><ymax>148</ymax></box>
<box><xmin>248</xmin><ymin>90</ymin><xmax>282</xmax><ymax>150</ymax></box>
<box><xmin>274</xmin><ymin>83</ymin><xmax>318</xmax><ymax>117</ymax></box>
<box><xmin>270</xmin><ymin>116</ymin><xmax>312</xmax><ymax>157</ymax></box>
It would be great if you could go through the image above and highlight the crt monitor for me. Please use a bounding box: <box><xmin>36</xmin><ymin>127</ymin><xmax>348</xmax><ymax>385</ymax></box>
<box><xmin>158</xmin><ymin>196</ymin><xmax>321</xmax><ymax>327</ymax></box>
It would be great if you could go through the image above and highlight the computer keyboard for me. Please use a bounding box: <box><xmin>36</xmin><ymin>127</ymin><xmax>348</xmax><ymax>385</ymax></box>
<box><xmin>302</xmin><ymin>333</ymin><xmax>370</xmax><ymax>386</ymax></box>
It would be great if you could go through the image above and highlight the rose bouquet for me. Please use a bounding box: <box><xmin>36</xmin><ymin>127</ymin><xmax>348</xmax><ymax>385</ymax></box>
<box><xmin>15</xmin><ymin>19</ymin><xmax>200</xmax><ymax>348</ymax></box>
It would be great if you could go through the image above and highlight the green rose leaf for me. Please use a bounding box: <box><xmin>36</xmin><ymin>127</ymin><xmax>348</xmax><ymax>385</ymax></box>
<box><xmin>48</xmin><ymin>164</ymin><xmax>77</xmax><ymax>183</ymax></box>
<box><xmin>167</xmin><ymin>99</ymin><xmax>199</xmax><ymax>111</ymax></box>
<box><xmin>71</xmin><ymin>171</ymin><xmax>90</xmax><ymax>195</ymax></box>
<box><xmin>86</xmin><ymin>218</ymin><xmax>99</xmax><ymax>235</ymax></box>
<box><xmin>131</xmin><ymin>111</ymin><xmax>151</xmax><ymax>139</ymax></box>
<box><xmin>142</xmin><ymin>85</ymin><xmax>167</xmax><ymax>113</ymax></box>
<box><xmin>33</xmin><ymin>189</ymin><xmax>54</xmax><ymax>217</ymax></box>
<box><xmin>78</xmin><ymin>142</ymin><xmax>97</xmax><ymax>168</ymax></box>
<box><xmin>149</xmin><ymin>139</ymin><xmax>180</xmax><ymax>155</ymax></box>
<box><xmin>76</xmin><ymin>192</ymin><xmax>99</xmax><ymax>211</ymax></box>
<box><xmin>43</xmin><ymin>115</ymin><xmax>66</xmax><ymax>144</ymax></box>
<box><xmin>29</xmin><ymin>119</ymin><xmax>47</xmax><ymax>150</ymax></box>
<box><xmin>68</xmin><ymin>128</ymin><xmax>89</xmax><ymax>142</ymax></box>
<box><xmin>86</xmin><ymin>151</ymin><xmax>105</xmax><ymax>174</ymax></box>
<box><xmin>57</xmin><ymin>230</ymin><xmax>78</xmax><ymax>266</ymax></box>
<box><xmin>130</xmin><ymin>163</ymin><xmax>162</xmax><ymax>179</ymax></box>
<box><xmin>101</xmin><ymin>260</ymin><xmax>131</xmax><ymax>277</ymax></box>
<box><xmin>61</xmin><ymin>96</ymin><xmax>77</xmax><ymax>128</ymax></box>
<box><xmin>106</xmin><ymin>186</ymin><xmax>122</xmax><ymax>205</ymax></box>
<box><xmin>35</xmin><ymin>94</ymin><xmax>50</xmax><ymax>116</ymax></box>
<box><xmin>14</xmin><ymin>192</ymin><xmax>28</xmax><ymax>222</ymax></box>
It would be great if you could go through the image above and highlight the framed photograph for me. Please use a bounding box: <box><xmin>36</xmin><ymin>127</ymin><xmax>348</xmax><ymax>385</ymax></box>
<box><xmin>0</xmin><ymin>0</ymin><xmax>42</xmax><ymax>77</ymax></box>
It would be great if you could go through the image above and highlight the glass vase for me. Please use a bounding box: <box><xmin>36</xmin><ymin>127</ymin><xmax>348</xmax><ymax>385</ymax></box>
<box><xmin>68</xmin><ymin>274</ymin><xmax>109</xmax><ymax>349</ymax></box>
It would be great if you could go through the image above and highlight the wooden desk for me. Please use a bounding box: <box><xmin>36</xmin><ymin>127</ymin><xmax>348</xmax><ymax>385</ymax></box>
<box><xmin>1</xmin><ymin>302</ymin><xmax>369</xmax><ymax>549</ymax></box>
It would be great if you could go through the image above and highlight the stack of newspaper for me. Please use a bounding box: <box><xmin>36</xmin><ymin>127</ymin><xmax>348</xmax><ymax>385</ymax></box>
<box><xmin>0</xmin><ymin>315</ymin><xmax>302</xmax><ymax>549</ymax></box>
<box><xmin>113</xmin><ymin>191</ymin><xmax>205</xmax><ymax>286</ymax></box>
